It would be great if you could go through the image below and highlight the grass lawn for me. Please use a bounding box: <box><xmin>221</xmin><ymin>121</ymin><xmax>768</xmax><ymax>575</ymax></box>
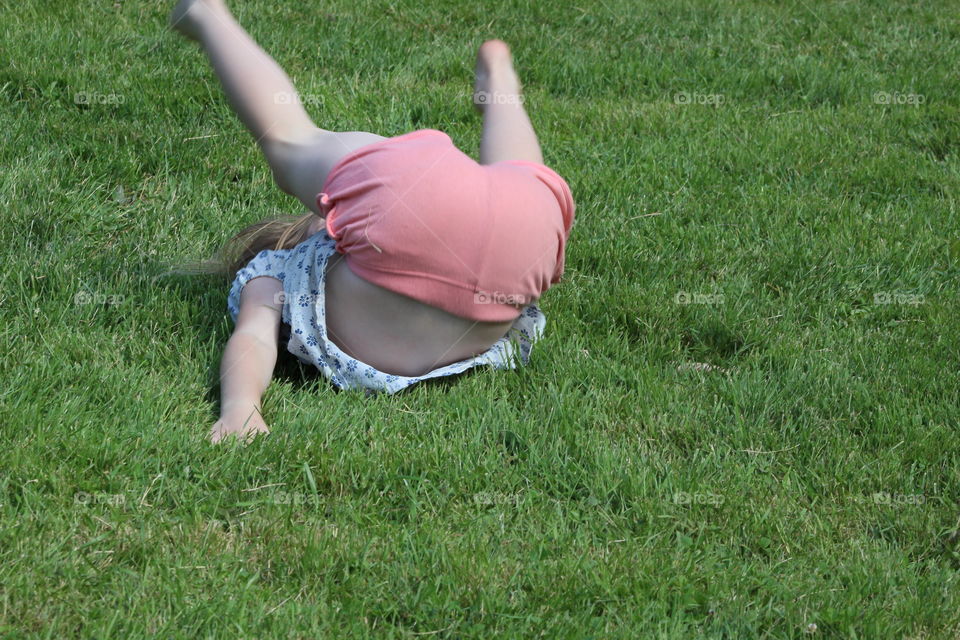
<box><xmin>2</xmin><ymin>0</ymin><xmax>959</xmax><ymax>637</ymax></box>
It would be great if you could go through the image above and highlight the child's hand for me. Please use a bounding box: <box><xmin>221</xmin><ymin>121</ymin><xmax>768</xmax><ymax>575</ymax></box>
<box><xmin>209</xmin><ymin>408</ymin><xmax>270</xmax><ymax>444</ymax></box>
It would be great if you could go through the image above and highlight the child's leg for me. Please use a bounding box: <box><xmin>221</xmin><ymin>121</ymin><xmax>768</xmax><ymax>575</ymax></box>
<box><xmin>474</xmin><ymin>40</ymin><xmax>543</xmax><ymax>165</ymax></box>
<box><xmin>171</xmin><ymin>0</ymin><xmax>384</xmax><ymax>215</ymax></box>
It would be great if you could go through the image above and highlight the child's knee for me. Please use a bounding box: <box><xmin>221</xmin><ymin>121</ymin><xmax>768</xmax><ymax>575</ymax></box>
<box><xmin>261</xmin><ymin>132</ymin><xmax>337</xmax><ymax>212</ymax></box>
<box><xmin>261</xmin><ymin>135</ymin><xmax>316</xmax><ymax>193</ymax></box>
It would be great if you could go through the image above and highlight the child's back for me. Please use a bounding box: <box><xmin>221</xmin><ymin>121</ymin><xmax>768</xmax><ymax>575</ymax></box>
<box><xmin>324</xmin><ymin>258</ymin><xmax>519</xmax><ymax>377</ymax></box>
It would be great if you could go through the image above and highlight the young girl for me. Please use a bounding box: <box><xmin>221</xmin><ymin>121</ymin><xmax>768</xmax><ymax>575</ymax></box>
<box><xmin>170</xmin><ymin>0</ymin><xmax>575</xmax><ymax>443</ymax></box>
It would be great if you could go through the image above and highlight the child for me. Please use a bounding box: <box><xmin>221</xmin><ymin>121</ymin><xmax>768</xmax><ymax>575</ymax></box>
<box><xmin>170</xmin><ymin>0</ymin><xmax>575</xmax><ymax>443</ymax></box>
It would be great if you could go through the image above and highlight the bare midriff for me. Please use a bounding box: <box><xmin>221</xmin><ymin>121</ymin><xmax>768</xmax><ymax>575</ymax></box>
<box><xmin>323</xmin><ymin>255</ymin><xmax>519</xmax><ymax>377</ymax></box>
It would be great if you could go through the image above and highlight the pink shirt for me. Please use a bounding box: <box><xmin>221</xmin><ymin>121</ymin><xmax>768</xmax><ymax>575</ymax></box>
<box><xmin>318</xmin><ymin>129</ymin><xmax>575</xmax><ymax>322</ymax></box>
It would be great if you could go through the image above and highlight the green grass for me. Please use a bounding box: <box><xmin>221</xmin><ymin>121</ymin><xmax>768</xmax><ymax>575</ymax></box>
<box><xmin>2</xmin><ymin>0</ymin><xmax>960</xmax><ymax>637</ymax></box>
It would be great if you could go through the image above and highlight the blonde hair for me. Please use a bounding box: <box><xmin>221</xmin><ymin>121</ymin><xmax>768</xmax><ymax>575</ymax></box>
<box><xmin>165</xmin><ymin>212</ymin><xmax>319</xmax><ymax>279</ymax></box>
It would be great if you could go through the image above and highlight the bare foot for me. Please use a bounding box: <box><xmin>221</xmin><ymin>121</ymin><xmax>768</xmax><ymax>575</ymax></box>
<box><xmin>170</xmin><ymin>0</ymin><xmax>225</xmax><ymax>41</ymax></box>
<box><xmin>473</xmin><ymin>39</ymin><xmax>523</xmax><ymax>112</ymax></box>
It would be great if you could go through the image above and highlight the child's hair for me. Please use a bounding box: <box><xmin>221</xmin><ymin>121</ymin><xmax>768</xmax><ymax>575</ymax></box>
<box><xmin>166</xmin><ymin>212</ymin><xmax>317</xmax><ymax>278</ymax></box>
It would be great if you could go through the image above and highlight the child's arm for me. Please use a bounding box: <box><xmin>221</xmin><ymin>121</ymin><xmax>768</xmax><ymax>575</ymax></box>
<box><xmin>210</xmin><ymin>276</ymin><xmax>283</xmax><ymax>443</ymax></box>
